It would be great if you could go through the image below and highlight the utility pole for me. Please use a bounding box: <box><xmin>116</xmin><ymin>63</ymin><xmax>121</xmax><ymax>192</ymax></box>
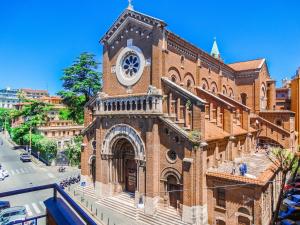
<box><xmin>29</xmin><ymin>125</ymin><xmax>32</xmax><ymax>153</ymax></box>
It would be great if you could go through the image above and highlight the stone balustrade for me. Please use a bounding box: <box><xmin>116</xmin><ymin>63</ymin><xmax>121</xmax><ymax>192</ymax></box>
<box><xmin>95</xmin><ymin>94</ymin><xmax>163</xmax><ymax>115</ymax></box>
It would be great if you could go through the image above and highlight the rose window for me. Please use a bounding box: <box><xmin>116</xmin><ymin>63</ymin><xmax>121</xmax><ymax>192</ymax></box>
<box><xmin>122</xmin><ymin>53</ymin><xmax>140</xmax><ymax>77</ymax></box>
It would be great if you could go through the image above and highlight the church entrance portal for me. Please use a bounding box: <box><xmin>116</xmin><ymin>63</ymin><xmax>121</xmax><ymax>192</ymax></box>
<box><xmin>112</xmin><ymin>138</ymin><xmax>137</xmax><ymax>193</ymax></box>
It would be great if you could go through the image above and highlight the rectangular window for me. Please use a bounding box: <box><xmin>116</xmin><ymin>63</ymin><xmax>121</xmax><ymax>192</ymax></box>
<box><xmin>217</xmin><ymin>188</ymin><xmax>226</xmax><ymax>208</ymax></box>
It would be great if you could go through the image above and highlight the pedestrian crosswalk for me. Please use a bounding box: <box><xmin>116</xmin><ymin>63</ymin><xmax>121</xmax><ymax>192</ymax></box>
<box><xmin>24</xmin><ymin>201</ymin><xmax>46</xmax><ymax>217</ymax></box>
<box><xmin>7</xmin><ymin>167</ymin><xmax>55</xmax><ymax>178</ymax></box>
<box><xmin>8</xmin><ymin>167</ymin><xmax>35</xmax><ymax>176</ymax></box>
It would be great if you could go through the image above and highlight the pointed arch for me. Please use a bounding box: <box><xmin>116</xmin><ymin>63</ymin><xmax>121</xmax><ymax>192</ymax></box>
<box><xmin>210</xmin><ymin>81</ymin><xmax>218</xmax><ymax>94</ymax></box>
<box><xmin>168</xmin><ymin>67</ymin><xmax>181</xmax><ymax>83</ymax></box>
<box><xmin>201</xmin><ymin>78</ymin><xmax>209</xmax><ymax>90</ymax></box>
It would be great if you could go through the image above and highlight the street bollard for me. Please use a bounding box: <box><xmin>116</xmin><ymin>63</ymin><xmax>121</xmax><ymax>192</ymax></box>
<box><xmin>86</xmin><ymin>201</ymin><xmax>88</xmax><ymax>207</ymax></box>
<box><xmin>90</xmin><ymin>204</ymin><xmax>92</xmax><ymax>211</ymax></box>
<box><xmin>101</xmin><ymin>213</ymin><xmax>103</xmax><ymax>220</ymax></box>
<box><xmin>96</xmin><ymin>208</ymin><xmax>98</xmax><ymax>216</ymax></box>
<box><xmin>107</xmin><ymin>218</ymin><xmax>109</xmax><ymax>225</ymax></box>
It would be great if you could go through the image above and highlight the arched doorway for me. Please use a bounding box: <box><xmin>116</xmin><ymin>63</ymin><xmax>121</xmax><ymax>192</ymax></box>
<box><xmin>241</xmin><ymin>93</ymin><xmax>247</xmax><ymax>106</ymax></box>
<box><xmin>166</xmin><ymin>175</ymin><xmax>182</xmax><ymax>209</ymax></box>
<box><xmin>89</xmin><ymin>155</ymin><xmax>96</xmax><ymax>184</ymax></box>
<box><xmin>112</xmin><ymin>138</ymin><xmax>137</xmax><ymax>193</ymax></box>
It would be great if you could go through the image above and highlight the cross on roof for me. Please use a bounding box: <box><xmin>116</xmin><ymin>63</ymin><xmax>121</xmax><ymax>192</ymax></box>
<box><xmin>127</xmin><ymin>0</ymin><xmax>134</xmax><ymax>10</ymax></box>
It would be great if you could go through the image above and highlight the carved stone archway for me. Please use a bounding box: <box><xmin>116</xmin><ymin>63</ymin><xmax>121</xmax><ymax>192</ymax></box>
<box><xmin>101</xmin><ymin>124</ymin><xmax>146</xmax><ymax>161</ymax></box>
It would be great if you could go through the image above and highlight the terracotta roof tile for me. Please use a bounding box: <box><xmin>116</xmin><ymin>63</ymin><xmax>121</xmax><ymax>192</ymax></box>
<box><xmin>228</xmin><ymin>58</ymin><xmax>265</xmax><ymax>71</ymax></box>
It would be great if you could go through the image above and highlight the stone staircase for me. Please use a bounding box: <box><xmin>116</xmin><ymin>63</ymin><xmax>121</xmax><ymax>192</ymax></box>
<box><xmin>74</xmin><ymin>182</ymin><xmax>98</xmax><ymax>200</ymax></box>
<box><xmin>96</xmin><ymin>192</ymin><xmax>188</xmax><ymax>225</ymax></box>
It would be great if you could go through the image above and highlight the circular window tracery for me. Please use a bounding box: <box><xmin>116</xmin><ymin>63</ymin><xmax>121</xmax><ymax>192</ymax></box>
<box><xmin>166</xmin><ymin>149</ymin><xmax>177</xmax><ymax>163</ymax></box>
<box><xmin>115</xmin><ymin>46</ymin><xmax>146</xmax><ymax>87</ymax></box>
<box><xmin>122</xmin><ymin>53</ymin><xmax>140</xmax><ymax>78</ymax></box>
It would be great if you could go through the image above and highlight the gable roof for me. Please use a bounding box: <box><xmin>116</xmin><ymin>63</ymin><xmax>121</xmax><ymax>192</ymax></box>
<box><xmin>228</xmin><ymin>58</ymin><xmax>265</xmax><ymax>71</ymax></box>
<box><xmin>100</xmin><ymin>9</ymin><xmax>166</xmax><ymax>44</ymax></box>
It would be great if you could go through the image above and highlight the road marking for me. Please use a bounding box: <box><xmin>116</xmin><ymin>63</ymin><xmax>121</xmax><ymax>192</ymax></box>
<box><xmin>24</xmin><ymin>204</ymin><xmax>33</xmax><ymax>217</ymax></box>
<box><xmin>10</xmin><ymin>170</ymin><xmax>15</xmax><ymax>175</ymax></box>
<box><xmin>20</xmin><ymin>168</ymin><xmax>25</xmax><ymax>173</ymax></box>
<box><xmin>32</xmin><ymin>203</ymin><xmax>41</xmax><ymax>214</ymax></box>
<box><xmin>47</xmin><ymin>173</ymin><xmax>55</xmax><ymax>178</ymax></box>
<box><xmin>39</xmin><ymin>201</ymin><xmax>46</xmax><ymax>210</ymax></box>
<box><xmin>15</xmin><ymin>169</ymin><xmax>20</xmax><ymax>174</ymax></box>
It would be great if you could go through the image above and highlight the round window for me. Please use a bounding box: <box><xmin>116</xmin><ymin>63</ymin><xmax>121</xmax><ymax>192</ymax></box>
<box><xmin>167</xmin><ymin>149</ymin><xmax>177</xmax><ymax>162</ymax></box>
<box><xmin>116</xmin><ymin>45</ymin><xmax>145</xmax><ymax>87</ymax></box>
<box><xmin>122</xmin><ymin>53</ymin><xmax>140</xmax><ymax>78</ymax></box>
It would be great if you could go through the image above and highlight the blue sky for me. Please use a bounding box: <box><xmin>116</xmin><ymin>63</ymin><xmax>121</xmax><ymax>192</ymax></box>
<box><xmin>0</xmin><ymin>0</ymin><xmax>299</xmax><ymax>95</ymax></box>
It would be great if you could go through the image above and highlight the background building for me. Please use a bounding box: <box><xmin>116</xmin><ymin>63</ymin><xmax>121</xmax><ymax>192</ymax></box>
<box><xmin>20</xmin><ymin>88</ymin><xmax>49</xmax><ymax>99</ymax></box>
<box><xmin>0</xmin><ymin>87</ymin><xmax>19</xmax><ymax>108</ymax></box>
<box><xmin>291</xmin><ymin>68</ymin><xmax>300</xmax><ymax>145</ymax></box>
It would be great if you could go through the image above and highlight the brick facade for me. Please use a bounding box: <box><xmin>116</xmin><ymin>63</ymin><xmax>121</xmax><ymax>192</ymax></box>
<box><xmin>81</xmin><ymin>8</ymin><xmax>296</xmax><ymax>225</ymax></box>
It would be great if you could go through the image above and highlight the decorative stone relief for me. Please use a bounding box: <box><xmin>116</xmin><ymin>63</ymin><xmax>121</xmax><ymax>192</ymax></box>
<box><xmin>101</xmin><ymin>124</ymin><xmax>146</xmax><ymax>161</ymax></box>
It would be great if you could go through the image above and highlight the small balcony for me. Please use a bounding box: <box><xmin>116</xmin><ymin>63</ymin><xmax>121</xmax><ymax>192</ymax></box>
<box><xmin>95</xmin><ymin>94</ymin><xmax>163</xmax><ymax>115</ymax></box>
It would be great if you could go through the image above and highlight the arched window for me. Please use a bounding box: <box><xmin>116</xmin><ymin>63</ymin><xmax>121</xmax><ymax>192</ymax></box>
<box><xmin>171</xmin><ymin>76</ymin><xmax>176</xmax><ymax>83</ymax></box>
<box><xmin>260</xmin><ymin>83</ymin><xmax>267</xmax><ymax>110</ymax></box>
<box><xmin>168</xmin><ymin>67</ymin><xmax>181</xmax><ymax>83</ymax></box>
<box><xmin>222</xmin><ymin>85</ymin><xmax>227</xmax><ymax>95</ymax></box>
<box><xmin>211</xmin><ymin>82</ymin><xmax>218</xmax><ymax>94</ymax></box>
<box><xmin>184</xmin><ymin>73</ymin><xmax>195</xmax><ymax>91</ymax></box>
<box><xmin>201</xmin><ymin>78</ymin><xmax>209</xmax><ymax>90</ymax></box>
<box><xmin>229</xmin><ymin>88</ymin><xmax>234</xmax><ymax>98</ymax></box>
<box><xmin>241</xmin><ymin>93</ymin><xmax>247</xmax><ymax>106</ymax></box>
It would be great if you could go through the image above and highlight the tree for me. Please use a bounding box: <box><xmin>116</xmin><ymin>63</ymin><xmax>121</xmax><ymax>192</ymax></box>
<box><xmin>58</xmin><ymin>52</ymin><xmax>102</xmax><ymax>124</ymax></box>
<box><xmin>10</xmin><ymin>100</ymin><xmax>52</xmax><ymax>144</ymax></box>
<box><xmin>36</xmin><ymin>138</ymin><xmax>58</xmax><ymax>161</ymax></box>
<box><xmin>270</xmin><ymin>148</ymin><xmax>299</xmax><ymax>224</ymax></box>
<box><xmin>0</xmin><ymin>108</ymin><xmax>13</xmax><ymax>132</ymax></box>
<box><xmin>65</xmin><ymin>135</ymin><xmax>83</xmax><ymax>166</ymax></box>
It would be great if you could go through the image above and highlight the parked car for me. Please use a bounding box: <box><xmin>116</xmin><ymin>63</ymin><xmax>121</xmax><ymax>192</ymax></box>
<box><xmin>281</xmin><ymin>219</ymin><xmax>300</xmax><ymax>225</ymax></box>
<box><xmin>0</xmin><ymin>171</ymin><xmax>5</xmax><ymax>181</ymax></box>
<box><xmin>0</xmin><ymin>201</ymin><xmax>10</xmax><ymax>212</ymax></box>
<box><xmin>285</xmin><ymin>183</ymin><xmax>300</xmax><ymax>191</ymax></box>
<box><xmin>0</xmin><ymin>206</ymin><xmax>27</xmax><ymax>225</ymax></box>
<box><xmin>0</xmin><ymin>169</ymin><xmax>9</xmax><ymax>178</ymax></box>
<box><xmin>285</xmin><ymin>189</ymin><xmax>300</xmax><ymax>198</ymax></box>
<box><xmin>279</xmin><ymin>205</ymin><xmax>300</xmax><ymax>220</ymax></box>
<box><xmin>20</xmin><ymin>153</ymin><xmax>31</xmax><ymax>162</ymax></box>
<box><xmin>284</xmin><ymin>195</ymin><xmax>300</xmax><ymax>207</ymax></box>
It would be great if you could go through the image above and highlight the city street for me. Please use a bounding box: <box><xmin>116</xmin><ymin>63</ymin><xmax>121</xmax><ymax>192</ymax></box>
<box><xmin>0</xmin><ymin>134</ymin><xmax>80</xmax><ymax>224</ymax></box>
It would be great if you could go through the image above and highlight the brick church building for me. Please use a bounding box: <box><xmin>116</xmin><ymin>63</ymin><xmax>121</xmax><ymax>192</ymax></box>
<box><xmin>81</xmin><ymin>5</ymin><xmax>296</xmax><ymax>225</ymax></box>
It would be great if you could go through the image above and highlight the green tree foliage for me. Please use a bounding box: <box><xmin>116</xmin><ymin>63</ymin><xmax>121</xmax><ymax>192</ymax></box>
<box><xmin>58</xmin><ymin>108</ymin><xmax>72</xmax><ymax>120</ymax></box>
<box><xmin>65</xmin><ymin>135</ymin><xmax>83</xmax><ymax>166</ymax></box>
<box><xmin>10</xmin><ymin>100</ymin><xmax>52</xmax><ymax>144</ymax></box>
<box><xmin>58</xmin><ymin>52</ymin><xmax>102</xmax><ymax>124</ymax></box>
<box><xmin>0</xmin><ymin>108</ymin><xmax>13</xmax><ymax>132</ymax></box>
<box><xmin>36</xmin><ymin>138</ymin><xmax>58</xmax><ymax>160</ymax></box>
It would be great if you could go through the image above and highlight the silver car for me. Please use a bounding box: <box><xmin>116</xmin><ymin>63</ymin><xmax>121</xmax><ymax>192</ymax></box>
<box><xmin>0</xmin><ymin>206</ymin><xmax>27</xmax><ymax>225</ymax></box>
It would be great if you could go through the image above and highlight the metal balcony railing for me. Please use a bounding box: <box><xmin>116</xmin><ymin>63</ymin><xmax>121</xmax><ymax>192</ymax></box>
<box><xmin>0</xmin><ymin>184</ymin><xmax>97</xmax><ymax>225</ymax></box>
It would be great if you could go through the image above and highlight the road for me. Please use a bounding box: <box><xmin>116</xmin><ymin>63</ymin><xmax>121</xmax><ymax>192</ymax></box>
<box><xmin>0</xmin><ymin>134</ymin><xmax>80</xmax><ymax>224</ymax></box>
